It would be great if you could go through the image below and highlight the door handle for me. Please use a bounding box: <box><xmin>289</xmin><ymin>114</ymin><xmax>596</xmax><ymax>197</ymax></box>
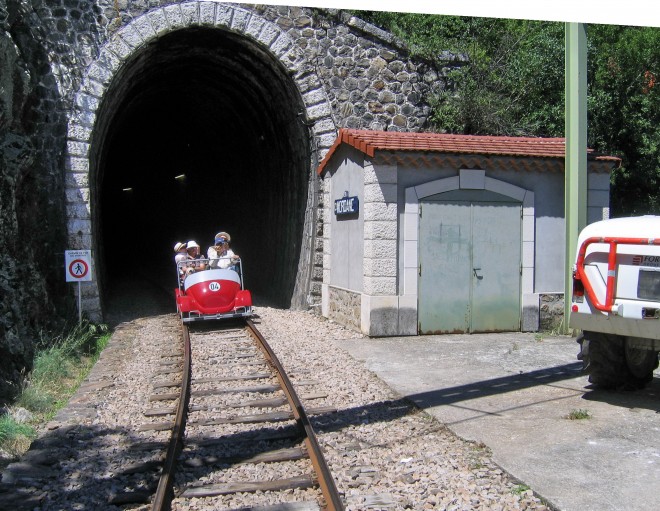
<box><xmin>473</xmin><ymin>268</ymin><xmax>483</xmax><ymax>279</ymax></box>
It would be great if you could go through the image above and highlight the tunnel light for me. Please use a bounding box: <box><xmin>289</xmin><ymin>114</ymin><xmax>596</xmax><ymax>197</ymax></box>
<box><xmin>174</xmin><ymin>174</ymin><xmax>186</xmax><ymax>181</ymax></box>
<box><xmin>122</xmin><ymin>187</ymin><xmax>133</xmax><ymax>192</ymax></box>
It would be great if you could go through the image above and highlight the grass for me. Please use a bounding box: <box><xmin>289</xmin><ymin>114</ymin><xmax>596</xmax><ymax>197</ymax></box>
<box><xmin>512</xmin><ymin>483</ymin><xmax>531</xmax><ymax>496</ymax></box>
<box><xmin>566</xmin><ymin>408</ymin><xmax>591</xmax><ymax>420</ymax></box>
<box><xmin>0</xmin><ymin>321</ymin><xmax>110</xmax><ymax>460</ymax></box>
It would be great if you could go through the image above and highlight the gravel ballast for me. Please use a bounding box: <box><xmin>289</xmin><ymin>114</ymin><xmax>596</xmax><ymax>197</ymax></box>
<box><xmin>1</xmin><ymin>307</ymin><xmax>550</xmax><ymax>510</ymax></box>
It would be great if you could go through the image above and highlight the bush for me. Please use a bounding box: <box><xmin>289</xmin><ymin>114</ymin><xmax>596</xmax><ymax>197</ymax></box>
<box><xmin>0</xmin><ymin>414</ymin><xmax>35</xmax><ymax>458</ymax></box>
<box><xmin>1</xmin><ymin>321</ymin><xmax>109</xmax><ymax>457</ymax></box>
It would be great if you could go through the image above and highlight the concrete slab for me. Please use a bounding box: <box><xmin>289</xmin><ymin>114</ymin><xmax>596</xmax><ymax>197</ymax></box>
<box><xmin>333</xmin><ymin>332</ymin><xmax>660</xmax><ymax>511</ymax></box>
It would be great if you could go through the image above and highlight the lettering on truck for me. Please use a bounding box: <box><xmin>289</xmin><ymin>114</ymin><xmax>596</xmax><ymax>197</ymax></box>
<box><xmin>632</xmin><ymin>255</ymin><xmax>660</xmax><ymax>267</ymax></box>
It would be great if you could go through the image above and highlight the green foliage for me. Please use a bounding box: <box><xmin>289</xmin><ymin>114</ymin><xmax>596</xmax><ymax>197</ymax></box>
<box><xmin>566</xmin><ymin>408</ymin><xmax>591</xmax><ymax>420</ymax></box>
<box><xmin>2</xmin><ymin>321</ymin><xmax>109</xmax><ymax>457</ymax></box>
<box><xmin>15</xmin><ymin>321</ymin><xmax>109</xmax><ymax>421</ymax></box>
<box><xmin>0</xmin><ymin>415</ymin><xmax>35</xmax><ymax>444</ymax></box>
<box><xmin>0</xmin><ymin>413</ymin><xmax>36</xmax><ymax>460</ymax></box>
<box><xmin>355</xmin><ymin>11</ymin><xmax>660</xmax><ymax>215</ymax></box>
<box><xmin>587</xmin><ymin>25</ymin><xmax>660</xmax><ymax>215</ymax></box>
<box><xmin>512</xmin><ymin>484</ymin><xmax>531</xmax><ymax>496</ymax></box>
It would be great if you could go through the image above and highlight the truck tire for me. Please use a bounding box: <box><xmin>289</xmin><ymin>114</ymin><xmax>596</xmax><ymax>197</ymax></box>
<box><xmin>578</xmin><ymin>332</ymin><xmax>657</xmax><ymax>389</ymax></box>
<box><xmin>578</xmin><ymin>331</ymin><xmax>627</xmax><ymax>389</ymax></box>
<box><xmin>624</xmin><ymin>339</ymin><xmax>659</xmax><ymax>383</ymax></box>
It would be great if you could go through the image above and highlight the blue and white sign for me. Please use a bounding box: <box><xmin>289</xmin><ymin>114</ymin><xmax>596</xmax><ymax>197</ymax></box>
<box><xmin>335</xmin><ymin>191</ymin><xmax>359</xmax><ymax>216</ymax></box>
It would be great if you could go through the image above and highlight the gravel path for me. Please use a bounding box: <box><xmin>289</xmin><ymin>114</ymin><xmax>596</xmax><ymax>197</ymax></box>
<box><xmin>1</xmin><ymin>306</ymin><xmax>551</xmax><ymax>510</ymax></box>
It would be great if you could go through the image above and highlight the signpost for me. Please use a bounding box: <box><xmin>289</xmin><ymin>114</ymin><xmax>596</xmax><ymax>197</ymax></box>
<box><xmin>65</xmin><ymin>250</ymin><xmax>92</xmax><ymax>323</ymax></box>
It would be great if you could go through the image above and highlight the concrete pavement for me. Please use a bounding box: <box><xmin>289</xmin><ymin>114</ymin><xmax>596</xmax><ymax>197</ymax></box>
<box><xmin>332</xmin><ymin>332</ymin><xmax>660</xmax><ymax>511</ymax></box>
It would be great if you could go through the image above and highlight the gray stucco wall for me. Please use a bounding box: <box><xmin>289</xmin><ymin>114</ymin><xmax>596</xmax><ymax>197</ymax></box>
<box><xmin>328</xmin><ymin>146</ymin><xmax>365</xmax><ymax>291</ymax></box>
<box><xmin>395</xmin><ymin>159</ymin><xmax>610</xmax><ymax>295</ymax></box>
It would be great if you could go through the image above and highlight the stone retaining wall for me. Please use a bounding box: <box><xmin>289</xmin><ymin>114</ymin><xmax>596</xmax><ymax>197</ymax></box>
<box><xmin>540</xmin><ymin>293</ymin><xmax>565</xmax><ymax>332</ymax></box>
<box><xmin>327</xmin><ymin>286</ymin><xmax>361</xmax><ymax>331</ymax></box>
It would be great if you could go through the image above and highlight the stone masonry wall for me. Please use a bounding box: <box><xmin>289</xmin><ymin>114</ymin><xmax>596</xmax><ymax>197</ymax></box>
<box><xmin>0</xmin><ymin>0</ymin><xmax>72</xmax><ymax>401</ymax></box>
<box><xmin>0</xmin><ymin>0</ymin><xmax>451</xmax><ymax>398</ymax></box>
<box><xmin>539</xmin><ymin>293</ymin><xmax>565</xmax><ymax>332</ymax></box>
<box><xmin>61</xmin><ymin>2</ymin><xmax>450</xmax><ymax>316</ymax></box>
<box><xmin>327</xmin><ymin>286</ymin><xmax>361</xmax><ymax>331</ymax></box>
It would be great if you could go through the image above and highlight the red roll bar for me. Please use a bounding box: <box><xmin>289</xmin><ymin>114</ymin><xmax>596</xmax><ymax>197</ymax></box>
<box><xmin>574</xmin><ymin>236</ymin><xmax>660</xmax><ymax>313</ymax></box>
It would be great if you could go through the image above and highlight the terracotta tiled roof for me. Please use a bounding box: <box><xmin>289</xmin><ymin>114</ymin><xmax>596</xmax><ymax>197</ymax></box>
<box><xmin>317</xmin><ymin>129</ymin><xmax>620</xmax><ymax>175</ymax></box>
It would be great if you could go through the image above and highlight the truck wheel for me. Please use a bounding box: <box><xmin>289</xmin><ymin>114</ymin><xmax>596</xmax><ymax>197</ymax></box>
<box><xmin>624</xmin><ymin>339</ymin><xmax>659</xmax><ymax>385</ymax></box>
<box><xmin>578</xmin><ymin>331</ymin><xmax>628</xmax><ymax>389</ymax></box>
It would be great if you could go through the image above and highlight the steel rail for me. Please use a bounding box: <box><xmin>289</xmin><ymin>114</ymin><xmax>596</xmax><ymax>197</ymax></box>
<box><xmin>246</xmin><ymin>319</ymin><xmax>344</xmax><ymax>511</ymax></box>
<box><xmin>152</xmin><ymin>323</ymin><xmax>191</xmax><ymax>511</ymax></box>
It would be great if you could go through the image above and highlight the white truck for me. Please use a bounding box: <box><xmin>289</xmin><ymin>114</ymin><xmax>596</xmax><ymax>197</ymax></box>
<box><xmin>570</xmin><ymin>215</ymin><xmax>660</xmax><ymax>389</ymax></box>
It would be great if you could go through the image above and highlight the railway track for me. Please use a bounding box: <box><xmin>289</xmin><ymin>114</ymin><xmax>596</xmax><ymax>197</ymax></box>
<box><xmin>144</xmin><ymin>318</ymin><xmax>344</xmax><ymax>510</ymax></box>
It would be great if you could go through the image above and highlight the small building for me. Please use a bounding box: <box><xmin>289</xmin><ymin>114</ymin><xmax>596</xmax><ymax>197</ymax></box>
<box><xmin>317</xmin><ymin>129</ymin><xmax>620</xmax><ymax>336</ymax></box>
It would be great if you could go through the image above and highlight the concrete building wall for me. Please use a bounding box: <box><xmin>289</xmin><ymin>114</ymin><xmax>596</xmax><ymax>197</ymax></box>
<box><xmin>322</xmin><ymin>150</ymin><xmax>612</xmax><ymax>336</ymax></box>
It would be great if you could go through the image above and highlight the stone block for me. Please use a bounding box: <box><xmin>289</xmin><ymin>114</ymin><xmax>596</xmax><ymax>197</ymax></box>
<box><xmin>363</xmin><ymin>220</ymin><xmax>396</xmax><ymax>240</ymax></box>
<box><xmin>87</xmin><ymin>63</ymin><xmax>112</xmax><ymax>85</ymax></box>
<box><xmin>147</xmin><ymin>8</ymin><xmax>171</xmax><ymax>35</ymax></box>
<box><xmin>215</xmin><ymin>3</ymin><xmax>234</xmax><ymax>26</ymax></box>
<box><xmin>363</xmin><ymin>276</ymin><xmax>396</xmax><ymax>295</ymax></box>
<box><xmin>117</xmin><ymin>24</ymin><xmax>143</xmax><ymax>50</ymax></box>
<box><xmin>306</xmin><ymin>103</ymin><xmax>333</xmax><ymax>121</ymax></box>
<box><xmin>180</xmin><ymin>1</ymin><xmax>200</xmax><ymax>26</ymax></box>
<box><xmin>67</xmin><ymin>203</ymin><xmax>91</xmax><ymax>219</ymax></box>
<box><xmin>106</xmin><ymin>36</ymin><xmax>132</xmax><ymax>60</ymax></box>
<box><xmin>164</xmin><ymin>4</ymin><xmax>184</xmax><ymax>28</ymax></box>
<box><xmin>363</xmin><ymin>257</ymin><xmax>396</xmax><ymax>277</ymax></box>
<box><xmin>81</xmin><ymin>78</ymin><xmax>105</xmax><ymax>99</ymax></box>
<box><xmin>245</xmin><ymin>14</ymin><xmax>266</xmax><ymax>39</ymax></box>
<box><xmin>258</xmin><ymin>22</ymin><xmax>280</xmax><ymax>47</ymax></box>
<box><xmin>133</xmin><ymin>14</ymin><xmax>157</xmax><ymax>41</ymax></box>
<box><xmin>66</xmin><ymin>188</ymin><xmax>90</xmax><ymax>204</ymax></box>
<box><xmin>65</xmin><ymin>157</ymin><xmax>89</xmax><ymax>172</ymax></box>
<box><xmin>67</xmin><ymin>218</ymin><xmax>92</xmax><ymax>235</ymax></box>
<box><xmin>363</xmin><ymin>239</ymin><xmax>396</xmax><ymax>259</ymax></box>
<box><xmin>67</xmin><ymin>124</ymin><xmax>92</xmax><ymax>142</ymax></box>
<box><xmin>363</xmin><ymin>202</ymin><xmax>397</xmax><ymax>222</ymax></box>
<box><xmin>230</xmin><ymin>8</ymin><xmax>251</xmax><ymax>32</ymax></box>
<box><xmin>65</xmin><ymin>172</ymin><xmax>89</xmax><ymax>188</ymax></box>
<box><xmin>66</xmin><ymin>140</ymin><xmax>89</xmax><ymax>158</ymax></box>
<box><xmin>74</xmin><ymin>94</ymin><xmax>99</xmax><ymax>113</ymax></box>
<box><xmin>198</xmin><ymin>2</ymin><xmax>217</xmax><ymax>26</ymax></box>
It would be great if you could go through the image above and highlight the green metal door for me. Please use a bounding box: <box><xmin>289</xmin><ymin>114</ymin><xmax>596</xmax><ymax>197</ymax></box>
<box><xmin>418</xmin><ymin>192</ymin><xmax>521</xmax><ymax>334</ymax></box>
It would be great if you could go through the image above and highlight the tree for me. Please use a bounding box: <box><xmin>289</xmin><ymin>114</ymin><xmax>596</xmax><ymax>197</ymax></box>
<box><xmin>355</xmin><ymin>11</ymin><xmax>660</xmax><ymax>216</ymax></box>
<box><xmin>587</xmin><ymin>25</ymin><xmax>660</xmax><ymax>215</ymax></box>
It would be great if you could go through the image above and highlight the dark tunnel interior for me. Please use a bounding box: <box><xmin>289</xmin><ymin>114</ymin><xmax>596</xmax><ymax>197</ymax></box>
<box><xmin>92</xmin><ymin>28</ymin><xmax>313</xmax><ymax>314</ymax></box>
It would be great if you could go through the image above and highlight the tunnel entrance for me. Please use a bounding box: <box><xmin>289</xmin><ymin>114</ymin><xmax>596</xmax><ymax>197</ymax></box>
<box><xmin>93</xmin><ymin>27</ymin><xmax>312</xmax><ymax>314</ymax></box>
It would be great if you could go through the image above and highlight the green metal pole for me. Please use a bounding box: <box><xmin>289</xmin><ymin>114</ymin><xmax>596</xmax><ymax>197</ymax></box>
<box><xmin>564</xmin><ymin>22</ymin><xmax>588</xmax><ymax>334</ymax></box>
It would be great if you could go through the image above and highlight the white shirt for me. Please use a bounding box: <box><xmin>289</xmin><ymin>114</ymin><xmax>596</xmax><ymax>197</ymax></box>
<box><xmin>207</xmin><ymin>246</ymin><xmax>236</xmax><ymax>269</ymax></box>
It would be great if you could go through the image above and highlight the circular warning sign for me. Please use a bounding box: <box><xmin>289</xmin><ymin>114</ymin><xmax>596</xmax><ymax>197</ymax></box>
<box><xmin>68</xmin><ymin>259</ymin><xmax>89</xmax><ymax>279</ymax></box>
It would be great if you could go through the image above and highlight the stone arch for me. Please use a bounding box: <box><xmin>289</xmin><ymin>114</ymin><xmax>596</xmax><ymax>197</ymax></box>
<box><xmin>403</xmin><ymin>171</ymin><xmax>536</xmax><ymax>328</ymax></box>
<box><xmin>64</xmin><ymin>2</ymin><xmax>336</xmax><ymax>319</ymax></box>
